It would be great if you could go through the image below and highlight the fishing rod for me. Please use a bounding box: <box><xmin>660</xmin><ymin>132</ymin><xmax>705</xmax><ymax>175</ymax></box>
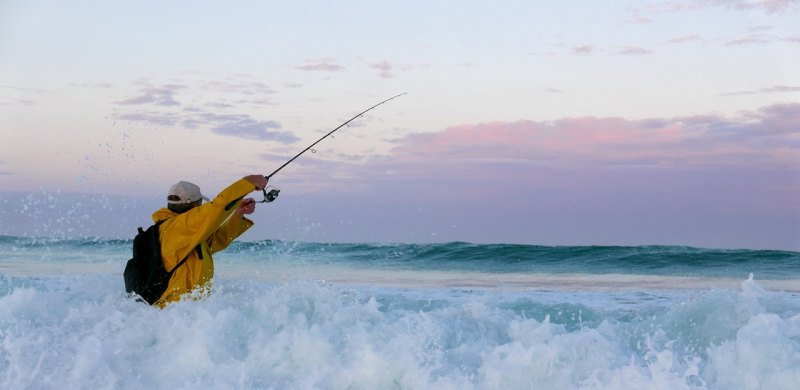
<box><xmin>258</xmin><ymin>92</ymin><xmax>407</xmax><ymax>203</ymax></box>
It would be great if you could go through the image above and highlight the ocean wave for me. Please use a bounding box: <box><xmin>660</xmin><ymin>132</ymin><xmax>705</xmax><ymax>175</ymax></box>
<box><xmin>0</xmin><ymin>274</ymin><xmax>798</xmax><ymax>389</ymax></box>
<box><xmin>2</xmin><ymin>236</ymin><xmax>798</xmax><ymax>279</ymax></box>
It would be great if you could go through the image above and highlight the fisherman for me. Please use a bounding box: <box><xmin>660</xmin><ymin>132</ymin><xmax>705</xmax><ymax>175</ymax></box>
<box><xmin>150</xmin><ymin>175</ymin><xmax>267</xmax><ymax>307</ymax></box>
<box><xmin>126</xmin><ymin>95</ymin><xmax>401</xmax><ymax>307</ymax></box>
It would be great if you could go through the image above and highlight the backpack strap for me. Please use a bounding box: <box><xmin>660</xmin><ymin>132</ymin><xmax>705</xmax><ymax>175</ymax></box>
<box><xmin>169</xmin><ymin>246</ymin><xmax>198</xmax><ymax>274</ymax></box>
<box><xmin>155</xmin><ymin>218</ymin><xmax>202</xmax><ymax>278</ymax></box>
<box><xmin>169</xmin><ymin>256</ymin><xmax>190</xmax><ymax>274</ymax></box>
<box><xmin>153</xmin><ymin>218</ymin><xmax>197</xmax><ymax>275</ymax></box>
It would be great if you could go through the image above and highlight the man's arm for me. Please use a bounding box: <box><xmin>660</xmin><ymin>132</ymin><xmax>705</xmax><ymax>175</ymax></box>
<box><xmin>207</xmin><ymin>198</ymin><xmax>257</xmax><ymax>254</ymax></box>
<box><xmin>160</xmin><ymin>176</ymin><xmax>265</xmax><ymax>266</ymax></box>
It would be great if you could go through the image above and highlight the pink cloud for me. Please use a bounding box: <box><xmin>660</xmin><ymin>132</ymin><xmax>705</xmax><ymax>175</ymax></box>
<box><xmin>384</xmin><ymin>103</ymin><xmax>800</xmax><ymax>169</ymax></box>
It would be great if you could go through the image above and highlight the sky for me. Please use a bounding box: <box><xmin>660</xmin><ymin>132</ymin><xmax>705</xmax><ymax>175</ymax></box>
<box><xmin>1</xmin><ymin>0</ymin><xmax>799</xmax><ymax>250</ymax></box>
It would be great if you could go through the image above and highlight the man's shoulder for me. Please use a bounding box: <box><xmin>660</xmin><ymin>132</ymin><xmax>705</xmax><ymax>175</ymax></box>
<box><xmin>151</xmin><ymin>208</ymin><xmax>176</xmax><ymax>224</ymax></box>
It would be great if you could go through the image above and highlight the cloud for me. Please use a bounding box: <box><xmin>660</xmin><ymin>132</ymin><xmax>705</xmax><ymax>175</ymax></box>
<box><xmin>565</xmin><ymin>44</ymin><xmax>652</xmax><ymax>57</ymax></box>
<box><xmin>621</xmin><ymin>12</ymin><xmax>652</xmax><ymax>24</ymax></box>
<box><xmin>116</xmin><ymin>112</ymin><xmax>180</xmax><ymax>126</ymax></box>
<box><xmin>203</xmin><ymin>98</ymin><xmax>274</xmax><ymax>109</ymax></box>
<box><xmin>1</xmin><ymin>85</ymin><xmax>50</xmax><ymax>94</ymax></box>
<box><xmin>295</xmin><ymin>58</ymin><xmax>345</xmax><ymax>72</ymax></box>
<box><xmin>380</xmin><ymin>103</ymin><xmax>800</xmax><ymax>171</ymax></box>
<box><xmin>635</xmin><ymin>0</ymin><xmax>798</xmax><ymax>15</ymax></box>
<box><xmin>0</xmin><ymin>85</ymin><xmax>51</xmax><ymax>106</ymax></box>
<box><xmin>572</xmin><ymin>45</ymin><xmax>595</xmax><ymax>55</ymax></box>
<box><xmin>630</xmin><ymin>2</ymin><xmax>797</xmax><ymax>44</ymax></box>
<box><xmin>70</xmin><ymin>82</ymin><xmax>113</xmax><ymax>89</ymax></box>
<box><xmin>200</xmin><ymin>77</ymin><xmax>276</xmax><ymax>95</ymax></box>
<box><xmin>725</xmin><ymin>32</ymin><xmax>800</xmax><ymax>46</ymax></box>
<box><xmin>666</xmin><ymin>35</ymin><xmax>704</xmax><ymax>44</ymax></box>
<box><xmin>116</xmin><ymin>75</ymin><xmax>277</xmax><ymax>109</ymax></box>
<box><xmin>211</xmin><ymin>118</ymin><xmax>297</xmax><ymax>143</ymax></box>
<box><xmin>371</xmin><ymin>61</ymin><xmax>393</xmax><ymax>79</ymax></box>
<box><xmin>710</xmin><ymin>0</ymin><xmax>799</xmax><ymax>13</ymax></box>
<box><xmin>749</xmin><ymin>25</ymin><xmax>776</xmax><ymax>32</ymax></box>
<box><xmin>725</xmin><ymin>36</ymin><xmax>772</xmax><ymax>45</ymax></box>
<box><xmin>113</xmin><ymin>76</ymin><xmax>292</xmax><ymax>142</ymax></box>
<box><xmin>617</xmin><ymin>46</ymin><xmax>653</xmax><ymax>55</ymax></box>
<box><xmin>115</xmin><ymin>106</ymin><xmax>297</xmax><ymax>144</ymax></box>
<box><xmin>720</xmin><ymin>85</ymin><xmax>800</xmax><ymax>96</ymax></box>
<box><xmin>0</xmin><ymin>98</ymin><xmax>37</xmax><ymax>107</ymax></box>
<box><xmin>179</xmin><ymin>112</ymin><xmax>298</xmax><ymax>144</ymax></box>
<box><xmin>206</xmin><ymin>101</ymin><xmax>235</xmax><ymax>109</ymax></box>
<box><xmin>198</xmin><ymin>76</ymin><xmax>276</xmax><ymax>108</ymax></box>
<box><xmin>209</xmin><ymin>118</ymin><xmax>285</xmax><ymax>142</ymax></box>
<box><xmin>116</xmin><ymin>82</ymin><xmax>187</xmax><ymax>106</ymax></box>
<box><xmin>626</xmin><ymin>0</ymin><xmax>798</xmax><ymax>25</ymax></box>
<box><xmin>752</xmin><ymin>103</ymin><xmax>800</xmax><ymax>134</ymax></box>
<box><xmin>647</xmin><ymin>2</ymin><xmax>700</xmax><ymax>13</ymax></box>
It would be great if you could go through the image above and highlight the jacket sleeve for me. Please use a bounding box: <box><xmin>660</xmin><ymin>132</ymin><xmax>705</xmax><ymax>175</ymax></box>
<box><xmin>159</xmin><ymin>178</ymin><xmax>256</xmax><ymax>270</ymax></box>
<box><xmin>207</xmin><ymin>214</ymin><xmax>254</xmax><ymax>255</ymax></box>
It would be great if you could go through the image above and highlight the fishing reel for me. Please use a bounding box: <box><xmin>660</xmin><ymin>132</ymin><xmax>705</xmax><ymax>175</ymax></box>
<box><xmin>258</xmin><ymin>186</ymin><xmax>280</xmax><ymax>204</ymax></box>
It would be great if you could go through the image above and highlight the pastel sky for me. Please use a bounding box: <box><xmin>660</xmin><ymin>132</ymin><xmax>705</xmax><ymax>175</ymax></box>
<box><xmin>1</xmin><ymin>0</ymin><xmax>799</xmax><ymax>250</ymax></box>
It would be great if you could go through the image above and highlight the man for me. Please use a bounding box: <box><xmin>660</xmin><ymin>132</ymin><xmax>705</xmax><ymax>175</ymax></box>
<box><xmin>151</xmin><ymin>174</ymin><xmax>267</xmax><ymax>307</ymax></box>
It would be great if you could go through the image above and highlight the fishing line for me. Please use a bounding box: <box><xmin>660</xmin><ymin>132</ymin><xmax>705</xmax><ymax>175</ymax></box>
<box><xmin>258</xmin><ymin>92</ymin><xmax>406</xmax><ymax>203</ymax></box>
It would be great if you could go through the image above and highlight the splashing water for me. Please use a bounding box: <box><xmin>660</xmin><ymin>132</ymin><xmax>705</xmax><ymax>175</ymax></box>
<box><xmin>1</xmin><ymin>239</ymin><xmax>799</xmax><ymax>389</ymax></box>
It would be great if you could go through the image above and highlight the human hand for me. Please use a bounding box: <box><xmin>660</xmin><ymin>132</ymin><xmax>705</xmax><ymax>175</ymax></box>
<box><xmin>236</xmin><ymin>198</ymin><xmax>256</xmax><ymax>217</ymax></box>
<box><xmin>244</xmin><ymin>175</ymin><xmax>268</xmax><ymax>190</ymax></box>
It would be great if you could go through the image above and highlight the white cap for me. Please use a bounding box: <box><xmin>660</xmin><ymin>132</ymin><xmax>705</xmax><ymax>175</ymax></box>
<box><xmin>167</xmin><ymin>181</ymin><xmax>210</xmax><ymax>204</ymax></box>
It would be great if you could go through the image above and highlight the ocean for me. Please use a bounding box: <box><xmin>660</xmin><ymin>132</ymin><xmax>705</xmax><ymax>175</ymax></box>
<box><xmin>1</xmin><ymin>237</ymin><xmax>799</xmax><ymax>389</ymax></box>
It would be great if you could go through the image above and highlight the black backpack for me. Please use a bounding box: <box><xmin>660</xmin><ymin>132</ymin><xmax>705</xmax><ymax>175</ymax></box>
<box><xmin>123</xmin><ymin>221</ymin><xmax>191</xmax><ymax>305</ymax></box>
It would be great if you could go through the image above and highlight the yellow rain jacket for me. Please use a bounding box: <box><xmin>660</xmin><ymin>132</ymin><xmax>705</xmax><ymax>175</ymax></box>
<box><xmin>152</xmin><ymin>178</ymin><xmax>256</xmax><ymax>307</ymax></box>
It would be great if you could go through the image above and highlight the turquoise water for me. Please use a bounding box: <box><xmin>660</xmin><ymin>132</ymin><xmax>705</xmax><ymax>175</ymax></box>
<box><xmin>1</xmin><ymin>237</ymin><xmax>799</xmax><ymax>389</ymax></box>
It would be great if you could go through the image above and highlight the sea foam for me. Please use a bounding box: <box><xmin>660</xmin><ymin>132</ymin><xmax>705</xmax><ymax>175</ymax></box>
<box><xmin>1</xmin><ymin>271</ymin><xmax>799</xmax><ymax>389</ymax></box>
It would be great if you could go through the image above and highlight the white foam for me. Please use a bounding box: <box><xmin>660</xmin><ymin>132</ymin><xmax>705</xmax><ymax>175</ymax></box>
<box><xmin>1</xmin><ymin>272</ymin><xmax>799</xmax><ymax>389</ymax></box>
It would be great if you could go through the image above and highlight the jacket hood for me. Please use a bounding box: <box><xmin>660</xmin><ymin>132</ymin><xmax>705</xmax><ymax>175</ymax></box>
<box><xmin>152</xmin><ymin>208</ymin><xmax>178</xmax><ymax>223</ymax></box>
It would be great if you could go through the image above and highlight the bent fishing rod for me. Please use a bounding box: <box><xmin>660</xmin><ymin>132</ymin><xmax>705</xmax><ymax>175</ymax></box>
<box><xmin>258</xmin><ymin>92</ymin><xmax>406</xmax><ymax>204</ymax></box>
